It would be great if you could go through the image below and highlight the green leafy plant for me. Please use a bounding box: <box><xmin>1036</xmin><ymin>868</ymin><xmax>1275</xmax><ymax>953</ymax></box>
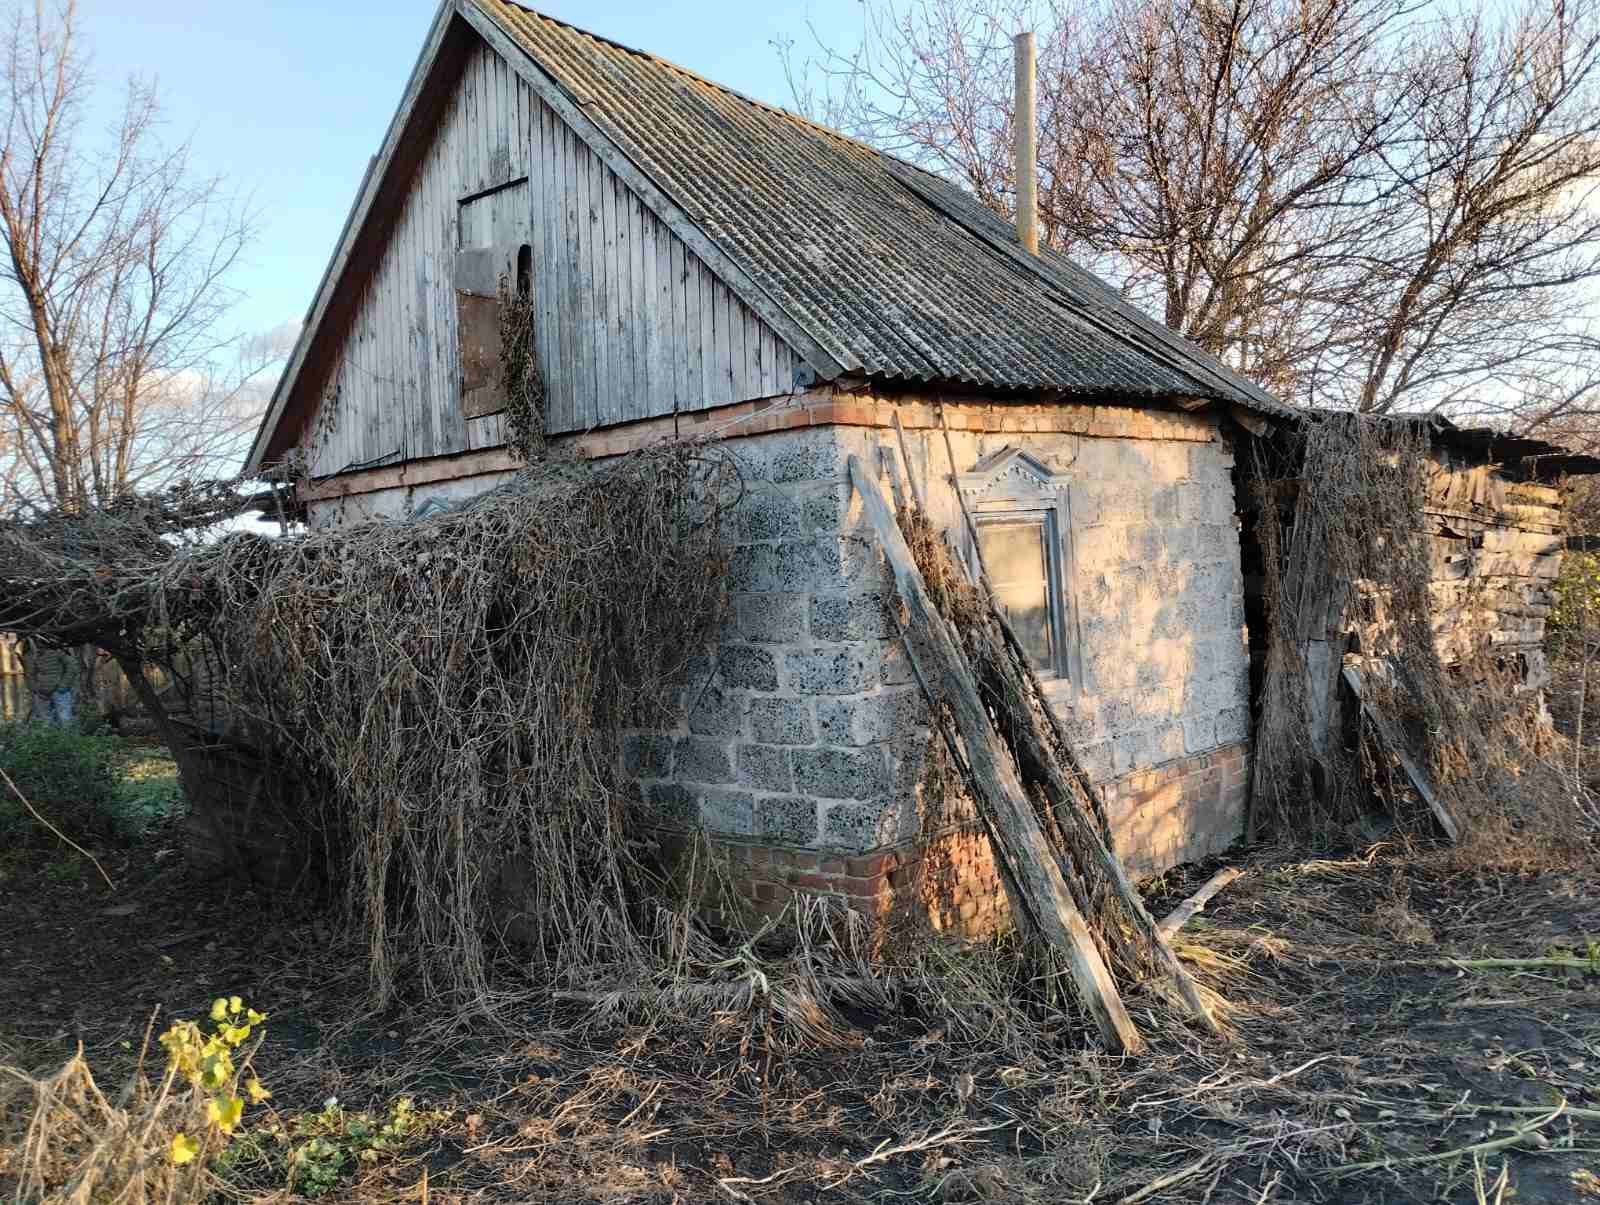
<box><xmin>0</xmin><ymin>724</ymin><xmax>184</xmax><ymax>848</ymax></box>
<box><xmin>272</xmin><ymin>1096</ymin><xmax>440</xmax><ymax>1196</ymax></box>
<box><xmin>1552</xmin><ymin>551</ymin><xmax>1600</xmax><ymax>643</ymax></box>
<box><xmin>0</xmin><ymin>721</ymin><xmax>120</xmax><ymax>847</ymax></box>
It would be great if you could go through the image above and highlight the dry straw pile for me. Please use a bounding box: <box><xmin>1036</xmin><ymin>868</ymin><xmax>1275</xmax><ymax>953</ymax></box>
<box><xmin>1251</xmin><ymin>412</ymin><xmax>1593</xmax><ymax>864</ymax></box>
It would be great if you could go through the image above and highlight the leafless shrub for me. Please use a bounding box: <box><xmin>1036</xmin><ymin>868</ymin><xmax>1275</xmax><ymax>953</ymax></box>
<box><xmin>1251</xmin><ymin>413</ymin><xmax>1595</xmax><ymax>863</ymax></box>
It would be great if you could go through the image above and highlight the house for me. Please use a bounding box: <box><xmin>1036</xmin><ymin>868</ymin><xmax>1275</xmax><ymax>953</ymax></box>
<box><xmin>240</xmin><ymin>0</ymin><xmax>1319</xmax><ymax>930</ymax></box>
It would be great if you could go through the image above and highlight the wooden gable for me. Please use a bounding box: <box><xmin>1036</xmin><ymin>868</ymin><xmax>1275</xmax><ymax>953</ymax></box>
<box><xmin>288</xmin><ymin>28</ymin><xmax>801</xmax><ymax>480</ymax></box>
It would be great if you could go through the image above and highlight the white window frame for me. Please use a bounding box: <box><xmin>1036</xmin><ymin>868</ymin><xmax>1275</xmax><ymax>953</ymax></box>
<box><xmin>957</xmin><ymin>445</ymin><xmax>1083</xmax><ymax>684</ymax></box>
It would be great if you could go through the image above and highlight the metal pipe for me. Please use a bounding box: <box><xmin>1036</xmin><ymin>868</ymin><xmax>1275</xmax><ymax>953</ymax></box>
<box><xmin>1014</xmin><ymin>31</ymin><xmax>1038</xmax><ymax>256</ymax></box>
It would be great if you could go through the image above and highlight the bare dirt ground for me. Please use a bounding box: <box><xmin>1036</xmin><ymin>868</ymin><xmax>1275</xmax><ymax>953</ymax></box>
<box><xmin>3</xmin><ymin>822</ymin><xmax>1597</xmax><ymax>1204</ymax></box>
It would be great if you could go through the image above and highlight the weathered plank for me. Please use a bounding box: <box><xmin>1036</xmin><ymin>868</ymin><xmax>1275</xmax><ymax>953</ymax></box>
<box><xmin>847</xmin><ymin>454</ymin><xmax>1144</xmax><ymax>1054</ymax></box>
<box><xmin>287</xmin><ymin>34</ymin><xmax>810</xmax><ymax>475</ymax></box>
<box><xmin>1156</xmin><ymin>868</ymin><xmax>1243</xmax><ymax>941</ymax></box>
<box><xmin>1343</xmin><ymin>664</ymin><xmax>1461</xmax><ymax>843</ymax></box>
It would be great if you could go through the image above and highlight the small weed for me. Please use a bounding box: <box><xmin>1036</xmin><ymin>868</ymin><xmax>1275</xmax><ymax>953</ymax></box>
<box><xmin>219</xmin><ymin>1095</ymin><xmax>445</xmax><ymax>1197</ymax></box>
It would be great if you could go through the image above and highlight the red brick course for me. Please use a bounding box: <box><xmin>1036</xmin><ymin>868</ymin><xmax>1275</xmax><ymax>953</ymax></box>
<box><xmin>650</xmin><ymin>740</ymin><xmax>1249</xmax><ymax>937</ymax></box>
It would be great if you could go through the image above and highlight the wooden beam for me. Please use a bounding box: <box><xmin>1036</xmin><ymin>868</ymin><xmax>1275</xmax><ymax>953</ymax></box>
<box><xmin>847</xmin><ymin>454</ymin><xmax>1143</xmax><ymax>1053</ymax></box>
<box><xmin>1156</xmin><ymin>868</ymin><xmax>1243</xmax><ymax>941</ymax></box>
<box><xmin>1229</xmin><ymin>404</ymin><xmax>1272</xmax><ymax>437</ymax></box>
<box><xmin>1342</xmin><ymin>664</ymin><xmax>1461</xmax><ymax>843</ymax></box>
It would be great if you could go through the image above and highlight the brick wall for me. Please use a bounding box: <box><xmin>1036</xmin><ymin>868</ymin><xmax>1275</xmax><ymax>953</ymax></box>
<box><xmin>657</xmin><ymin>738</ymin><xmax>1251</xmax><ymax>937</ymax></box>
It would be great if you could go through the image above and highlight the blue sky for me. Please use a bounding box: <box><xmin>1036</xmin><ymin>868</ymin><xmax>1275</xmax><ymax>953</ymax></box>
<box><xmin>79</xmin><ymin>0</ymin><xmax>860</xmax><ymax>348</ymax></box>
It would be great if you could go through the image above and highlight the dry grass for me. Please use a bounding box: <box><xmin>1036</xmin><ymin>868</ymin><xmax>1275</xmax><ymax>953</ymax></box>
<box><xmin>160</xmin><ymin>446</ymin><xmax>740</xmax><ymax>1008</ymax></box>
<box><xmin>1251</xmin><ymin>413</ymin><xmax>1599</xmax><ymax>866</ymax></box>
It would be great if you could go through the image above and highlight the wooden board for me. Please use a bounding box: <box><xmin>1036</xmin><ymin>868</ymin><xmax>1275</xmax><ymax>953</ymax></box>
<box><xmin>847</xmin><ymin>454</ymin><xmax>1144</xmax><ymax>1054</ymax></box>
<box><xmin>1343</xmin><ymin>664</ymin><xmax>1461</xmax><ymax>842</ymax></box>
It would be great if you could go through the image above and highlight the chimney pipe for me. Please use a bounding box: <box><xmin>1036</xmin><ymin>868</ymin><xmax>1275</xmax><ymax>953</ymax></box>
<box><xmin>1014</xmin><ymin>31</ymin><xmax>1038</xmax><ymax>256</ymax></box>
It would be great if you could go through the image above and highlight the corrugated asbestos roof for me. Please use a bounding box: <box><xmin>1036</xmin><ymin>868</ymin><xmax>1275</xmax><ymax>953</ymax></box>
<box><xmin>475</xmin><ymin>0</ymin><xmax>1294</xmax><ymax>417</ymax></box>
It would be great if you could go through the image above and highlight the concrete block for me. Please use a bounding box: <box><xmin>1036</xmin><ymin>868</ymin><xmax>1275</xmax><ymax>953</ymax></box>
<box><xmin>785</xmin><ymin>647</ymin><xmax>878</xmax><ymax>695</ymax></box>
<box><xmin>748</xmin><ymin>696</ymin><xmax>814</xmax><ymax>745</ymax></box>
<box><xmin>737</xmin><ymin>490</ymin><xmax>803</xmax><ymax>541</ymax></box>
<box><xmin>880</xmin><ymin>639</ymin><xmax>916</xmax><ymax>686</ymax></box>
<box><xmin>623</xmin><ymin>733</ymin><xmax>673</xmax><ymax>778</ymax></box>
<box><xmin>718</xmin><ymin>645</ymin><xmax>779</xmax><ymax>691</ymax></box>
<box><xmin>726</xmin><ymin>544</ymin><xmax>780</xmax><ymax>592</ymax></box>
<box><xmin>818</xmin><ymin>798</ymin><xmax>900</xmax><ymax>853</ymax></box>
<box><xmin>818</xmin><ymin>689</ymin><xmax>927</xmax><ymax>746</ymax></box>
<box><xmin>646</xmin><ymin>783</ymin><xmax>697</xmax><ymax>826</ymax></box>
<box><xmin>688</xmin><ymin>685</ymin><xmax>745</xmax><ymax>737</ymax></box>
<box><xmin>737</xmin><ymin>744</ymin><xmax>793</xmax><ymax>792</ymax></box>
<box><xmin>1111</xmin><ymin>728</ymin><xmax>1153</xmax><ymax>777</ymax></box>
<box><xmin>831</xmin><ymin>533</ymin><xmax>893</xmax><ymax>592</ymax></box>
<box><xmin>697</xmin><ymin>787</ymin><xmax>755</xmax><ymax>836</ymax></box>
<box><xmin>1150</xmin><ymin>483</ymin><xmax>1181</xmax><ymax>524</ymax></box>
<box><xmin>757</xmin><ymin>795</ymin><xmax>819</xmax><ymax>844</ymax></box>
<box><xmin>792</xmin><ymin>746</ymin><xmax>889</xmax><ymax>799</ymax></box>
<box><xmin>811</xmin><ymin>593</ymin><xmax>895</xmax><ymax>641</ymax></box>
<box><xmin>771</xmin><ymin>433</ymin><xmax>842</xmax><ymax>483</ymax></box>
<box><xmin>1151</xmin><ymin>724</ymin><xmax>1185</xmax><ymax>763</ymax></box>
<box><xmin>674</xmin><ymin>736</ymin><xmax>735</xmax><ymax>784</ymax></box>
<box><xmin>1215</xmin><ymin>705</ymin><xmax>1252</xmax><ymax>744</ymax></box>
<box><xmin>1076</xmin><ymin>741</ymin><xmax>1114</xmax><ymax>783</ymax></box>
<box><xmin>801</xmin><ymin>483</ymin><xmax>852</xmax><ymax>534</ymax></box>
<box><xmin>1182</xmin><ymin>715</ymin><xmax>1216</xmax><ymax>755</ymax></box>
<box><xmin>1073</xmin><ymin>524</ymin><xmax>1125</xmax><ymax>573</ymax></box>
<box><xmin>736</xmin><ymin>593</ymin><xmax>807</xmax><ymax>643</ymax></box>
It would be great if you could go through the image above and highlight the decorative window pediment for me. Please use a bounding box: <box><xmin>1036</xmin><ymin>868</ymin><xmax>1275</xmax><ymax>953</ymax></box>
<box><xmin>956</xmin><ymin>445</ymin><xmax>1071</xmax><ymax>503</ymax></box>
<box><xmin>955</xmin><ymin>443</ymin><xmax>1081</xmax><ymax>685</ymax></box>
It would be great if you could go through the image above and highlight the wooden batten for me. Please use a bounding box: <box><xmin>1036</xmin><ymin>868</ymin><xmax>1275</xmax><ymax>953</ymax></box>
<box><xmin>846</xmin><ymin>454</ymin><xmax>1144</xmax><ymax>1054</ymax></box>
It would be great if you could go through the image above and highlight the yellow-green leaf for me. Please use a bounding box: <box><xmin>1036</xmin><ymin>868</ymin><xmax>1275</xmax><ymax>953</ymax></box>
<box><xmin>170</xmin><ymin>1132</ymin><xmax>200</xmax><ymax>1165</ymax></box>
<box><xmin>207</xmin><ymin>1095</ymin><xmax>244</xmax><ymax>1135</ymax></box>
<box><xmin>210</xmin><ymin>998</ymin><xmax>229</xmax><ymax>1022</ymax></box>
<box><xmin>246</xmin><ymin>1077</ymin><xmax>272</xmax><ymax>1105</ymax></box>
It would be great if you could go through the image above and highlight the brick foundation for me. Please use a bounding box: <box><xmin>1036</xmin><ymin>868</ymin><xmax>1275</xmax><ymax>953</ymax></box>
<box><xmin>1101</xmin><ymin>740</ymin><xmax>1251</xmax><ymax>879</ymax></box>
<box><xmin>656</xmin><ymin>739</ymin><xmax>1250</xmax><ymax>936</ymax></box>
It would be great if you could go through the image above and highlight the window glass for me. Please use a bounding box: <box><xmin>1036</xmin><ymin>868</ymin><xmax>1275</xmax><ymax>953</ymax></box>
<box><xmin>977</xmin><ymin>519</ymin><xmax>1055</xmax><ymax>671</ymax></box>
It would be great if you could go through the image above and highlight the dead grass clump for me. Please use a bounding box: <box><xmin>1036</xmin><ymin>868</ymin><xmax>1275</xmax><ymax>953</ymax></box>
<box><xmin>149</xmin><ymin>447</ymin><xmax>738</xmax><ymax>1009</ymax></box>
<box><xmin>1</xmin><ymin>1027</ymin><xmax>256</xmax><ymax>1205</ymax></box>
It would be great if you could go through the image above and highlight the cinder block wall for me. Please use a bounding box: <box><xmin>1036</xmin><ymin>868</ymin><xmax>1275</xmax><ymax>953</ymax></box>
<box><xmin>301</xmin><ymin>397</ymin><xmax>1254</xmax><ymax>927</ymax></box>
<box><xmin>625</xmin><ymin>425</ymin><xmax>928</xmax><ymax>854</ymax></box>
<box><xmin>627</xmin><ymin>402</ymin><xmax>1253</xmax><ymax>910</ymax></box>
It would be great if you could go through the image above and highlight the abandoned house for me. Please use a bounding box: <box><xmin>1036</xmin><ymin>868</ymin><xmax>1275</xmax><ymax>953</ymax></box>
<box><xmin>233</xmin><ymin>0</ymin><xmax>1588</xmax><ymax>932</ymax></box>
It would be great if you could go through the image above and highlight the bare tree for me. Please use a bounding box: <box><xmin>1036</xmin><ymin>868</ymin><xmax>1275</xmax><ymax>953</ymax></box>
<box><xmin>783</xmin><ymin>0</ymin><xmax>1600</xmax><ymax>422</ymax></box>
<box><xmin>0</xmin><ymin>0</ymin><xmax>262</xmax><ymax>514</ymax></box>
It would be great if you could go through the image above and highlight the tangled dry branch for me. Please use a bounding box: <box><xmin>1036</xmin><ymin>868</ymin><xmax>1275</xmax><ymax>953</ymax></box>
<box><xmin>1250</xmin><ymin>412</ymin><xmax>1594</xmax><ymax>863</ymax></box>
<box><xmin>0</xmin><ymin>447</ymin><xmax>741</xmax><ymax>1006</ymax></box>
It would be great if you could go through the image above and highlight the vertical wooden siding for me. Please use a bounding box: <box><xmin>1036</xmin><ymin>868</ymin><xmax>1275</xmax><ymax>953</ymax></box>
<box><xmin>303</xmin><ymin>41</ymin><xmax>797</xmax><ymax>478</ymax></box>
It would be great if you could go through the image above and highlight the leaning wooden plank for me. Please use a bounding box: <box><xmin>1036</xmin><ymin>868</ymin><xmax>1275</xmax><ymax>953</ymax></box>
<box><xmin>1156</xmin><ymin>868</ymin><xmax>1244</xmax><ymax>941</ymax></box>
<box><xmin>846</xmin><ymin>455</ymin><xmax>1144</xmax><ymax>1054</ymax></box>
<box><xmin>926</xmin><ymin>417</ymin><xmax>1215</xmax><ymax>1030</ymax></box>
<box><xmin>1342</xmin><ymin>665</ymin><xmax>1461</xmax><ymax>842</ymax></box>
